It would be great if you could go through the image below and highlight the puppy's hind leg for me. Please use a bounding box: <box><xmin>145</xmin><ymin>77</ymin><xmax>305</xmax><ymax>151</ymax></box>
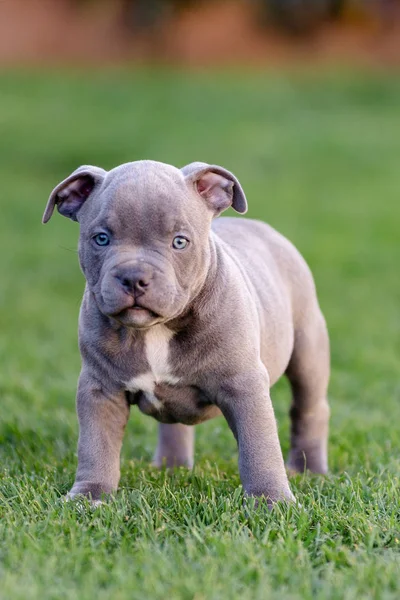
<box><xmin>286</xmin><ymin>311</ymin><xmax>330</xmax><ymax>475</ymax></box>
<box><xmin>153</xmin><ymin>423</ymin><xmax>195</xmax><ymax>468</ymax></box>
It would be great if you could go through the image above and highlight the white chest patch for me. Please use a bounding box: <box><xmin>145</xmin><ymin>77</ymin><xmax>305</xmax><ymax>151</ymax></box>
<box><xmin>126</xmin><ymin>325</ymin><xmax>180</xmax><ymax>397</ymax></box>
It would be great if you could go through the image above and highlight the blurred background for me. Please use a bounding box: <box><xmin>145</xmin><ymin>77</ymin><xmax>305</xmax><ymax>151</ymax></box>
<box><xmin>1</xmin><ymin>0</ymin><xmax>400</xmax><ymax>66</ymax></box>
<box><xmin>0</xmin><ymin>1</ymin><xmax>400</xmax><ymax>595</ymax></box>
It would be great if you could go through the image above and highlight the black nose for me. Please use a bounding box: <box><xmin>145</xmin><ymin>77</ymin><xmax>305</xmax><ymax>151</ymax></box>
<box><xmin>116</xmin><ymin>267</ymin><xmax>151</xmax><ymax>295</ymax></box>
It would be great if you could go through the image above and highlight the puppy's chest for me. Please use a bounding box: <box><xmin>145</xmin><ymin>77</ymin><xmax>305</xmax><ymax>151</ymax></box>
<box><xmin>125</xmin><ymin>325</ymin><xmax>180</xmax><ymax>395</ymax></box>
<box><xmin>124</xmin><ymin>325</ymin><xmax>215</xmax><ymax>425</ymax></box>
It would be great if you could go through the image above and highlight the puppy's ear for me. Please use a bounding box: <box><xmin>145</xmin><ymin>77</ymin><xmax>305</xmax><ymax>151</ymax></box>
<box><xmin>181</xmin><ymin>162</ymin><xmax>247</xmax><ymax>215</ymax></box>
<box><xmin>42</xmin><ymin>165</ymin><xmax>107</xmax><ymax>224</ymax></box>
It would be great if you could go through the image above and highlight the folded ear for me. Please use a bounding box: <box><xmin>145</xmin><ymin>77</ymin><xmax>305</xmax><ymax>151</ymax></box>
<box><xmin>181</xmin><ymin>162</ymin><xmax>247</xmax><ymax>215</ymax></box>
<box><xmin>42</xmin><ymin>165</ymin><xmax>107</xmax><ymax>224</ymax></box>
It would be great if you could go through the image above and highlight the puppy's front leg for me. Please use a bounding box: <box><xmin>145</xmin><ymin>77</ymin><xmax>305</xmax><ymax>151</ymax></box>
<box><xmin>218</xmin><ymin>370</ymin><xmax>294</xmax><ymax>505</ymax></box>
<box><xmin>68</xmin><ymin>370</ymin><xmax>130</xmax><ymax>501</ymax></box>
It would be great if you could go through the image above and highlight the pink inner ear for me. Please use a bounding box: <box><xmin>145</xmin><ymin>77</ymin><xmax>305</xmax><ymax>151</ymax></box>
<box><xmin>63</xmin><ymin>176</ymin><xmax>94</xmax><ymax>199</ymax></box>
<box><xmin>195</xmin><ymin>171</ymin><xmax>234</xmax><ymax>213</ymax></box>
<box><xmin>79</xmin><ymin>181</ymin><xmax>94</xmax><ymax>197</ymax></box>
<box><xmin>57</xmin><ymin>176</ymin><xmax>94</xmax><ymax>201</ymax></box>
<box><xmin>196</xmin><ymin>172</ymin><xmax>231</xmax><ymax>198</ymax></box>
<box><xmin>196</xmin><ymin>175</ymin><xmax>212</xmax><ymax>196</ymax></box>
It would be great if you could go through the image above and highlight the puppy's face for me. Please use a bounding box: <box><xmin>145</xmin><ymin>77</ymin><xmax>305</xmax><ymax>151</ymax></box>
<box><xmin>77</xmin><ymin>163</ymin><xmax>212</xmax><ymax>329</ymax></box>
<box><xmin>43</xmin><ymin>161</ymin><xmax>247</xmax><ymax>329</ymax></box>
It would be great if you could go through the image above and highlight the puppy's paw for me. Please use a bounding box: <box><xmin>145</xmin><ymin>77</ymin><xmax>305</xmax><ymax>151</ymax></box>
<box><xmin>64</xmin><ymin>492</ymin><xmax>104</xmax><ymax>505</ymax></box>
<box><xmin>65</xmin><ymin>481</ymin><xmax>115</xmax><ymax>504</ymax></box>
<box><xmin>244</xmin><ymin>488</ymin><xmax>297</xmax><ymax>511</ymax></box>
<box><xmin>63</xmin><ymin>494</ymin><xmax>104</xmax><ymax>511</ymax></box>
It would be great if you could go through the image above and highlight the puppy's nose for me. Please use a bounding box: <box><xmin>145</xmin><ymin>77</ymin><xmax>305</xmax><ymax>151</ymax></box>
<box><xmin>116</xmin><ymin>267</ymin><xmax>151</xmax><ymax>295</ymax></box>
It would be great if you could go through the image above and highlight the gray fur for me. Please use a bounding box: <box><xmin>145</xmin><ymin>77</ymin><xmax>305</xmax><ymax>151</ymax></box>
<box><xmin>43</xmin><ymin>160</ymin><xmax>330</xmax><ymax>505</ymax></box>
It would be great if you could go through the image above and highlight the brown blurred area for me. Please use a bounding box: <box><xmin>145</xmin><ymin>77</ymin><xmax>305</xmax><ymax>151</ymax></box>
<box><xmin>0</xmin><ymin>0</ymin><xmax>399</xmax><ymax>67</ymax></box>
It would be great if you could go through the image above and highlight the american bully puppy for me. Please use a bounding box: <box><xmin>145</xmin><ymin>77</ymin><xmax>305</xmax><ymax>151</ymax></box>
<box><xmin>43</xmin><ymin>160</ymin><xmax>330</xmax><ymax>505</ymax></box>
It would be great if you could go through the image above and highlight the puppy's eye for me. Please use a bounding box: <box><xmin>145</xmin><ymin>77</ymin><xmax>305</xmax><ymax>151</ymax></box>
<box><xmin>172</xmin><ymin>235</ymin><xmax>189</xmax><ymax>250</ymax></box>
<box><xmin>93</xmin><ymin>233</ymin><xmax>110</xmax><ymax>246</ymax></box>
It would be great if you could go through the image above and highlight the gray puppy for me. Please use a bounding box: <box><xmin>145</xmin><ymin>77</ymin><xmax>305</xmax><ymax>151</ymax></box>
<box><xmin>43</xmin><ymin>160</ymin><xmax>330</xmax><ymax>505</ymax></box>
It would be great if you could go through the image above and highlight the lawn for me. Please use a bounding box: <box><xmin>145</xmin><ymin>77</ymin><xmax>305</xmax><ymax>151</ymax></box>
<box><xmin>0</xmin><ymin>68</ymin><xmax>399</xmax><ymax>599</ymax></box>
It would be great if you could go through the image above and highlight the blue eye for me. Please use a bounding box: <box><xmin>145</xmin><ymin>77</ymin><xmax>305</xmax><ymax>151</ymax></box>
<box><xmin>93</xmin><ymin>233</ymin><xmax>110</xmax><ymax>246</ymax></box>
<box><xmin>172</xmin><ymin>236</ymin><xmax>189</xmax><ymax>250</ymax></box>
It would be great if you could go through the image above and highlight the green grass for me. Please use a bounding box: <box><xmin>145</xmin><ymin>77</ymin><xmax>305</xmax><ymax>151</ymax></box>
<box><xmin>0</xmin><ymin>68</ymin><xmax>399</xmax><ymax>599</ymax></box>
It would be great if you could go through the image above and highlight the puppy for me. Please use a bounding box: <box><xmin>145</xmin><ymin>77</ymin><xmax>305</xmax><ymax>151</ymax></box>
<box><xmin>43</xmin><ymin>160</ymin><xmax>330</xmax><ymax>505</ymax></box>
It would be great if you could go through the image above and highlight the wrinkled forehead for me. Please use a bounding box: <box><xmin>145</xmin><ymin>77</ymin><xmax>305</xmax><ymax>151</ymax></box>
<box><xmin>89</xmin><ymin>161</ymin><xmax>203</xmax><ymax>235</ymax></box>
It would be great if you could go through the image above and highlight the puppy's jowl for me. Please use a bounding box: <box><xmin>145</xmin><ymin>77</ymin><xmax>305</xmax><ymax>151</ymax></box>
<box><xmin>43</xmin><ymin>160</ymin><xmax>330</xmax><ymax>505</ymax></box>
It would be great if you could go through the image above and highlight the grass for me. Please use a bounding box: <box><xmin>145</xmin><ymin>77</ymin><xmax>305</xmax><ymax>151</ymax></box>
<box><xmin>0</xmin><ymin>68</ymin><xmax>399</xmax><ymax>599</ymax></box>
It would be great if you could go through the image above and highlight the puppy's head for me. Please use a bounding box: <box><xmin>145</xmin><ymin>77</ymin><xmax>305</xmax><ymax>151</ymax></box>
<box><xmin>43</xmin><ymin>160</ymin><xmax>247</xmax><ymax>329</ymax></box>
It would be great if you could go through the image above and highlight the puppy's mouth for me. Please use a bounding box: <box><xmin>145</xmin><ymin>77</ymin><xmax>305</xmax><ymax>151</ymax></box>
<box><xmin>111</xmin><ymin>301</ymin><xmax>161</xmax><ymax>328</ymax></box>
<box><xmin>125</xmin><ymin>304</ymin><xmax>159</xmax><ymax>319</ymax></box>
